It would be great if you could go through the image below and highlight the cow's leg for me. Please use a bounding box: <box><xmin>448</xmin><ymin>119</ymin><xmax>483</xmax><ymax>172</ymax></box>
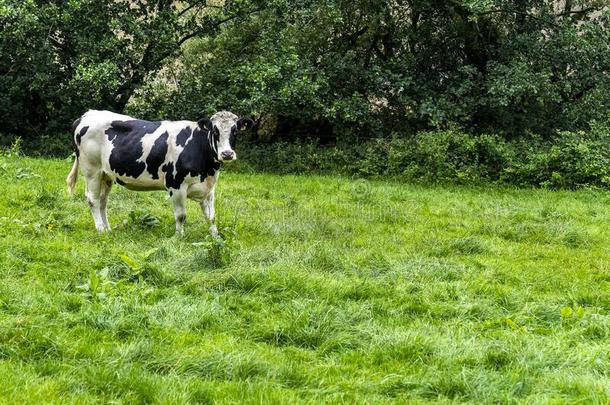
<box><xmin>200</xmin><ymin>189</ymin><xmax>219</xmax><ymax>237</ymax></box>
<box><xmin>99</xmin><ymin>176</ymin><xmax>113</xmax><ymax>231</ymax></box>
<box><xmin>171</xmin><ymin>188</ymin><xmax>188</xmax><ymax>236</ymax></box>
<box><xmin>84</xmin><ymin>174</ymin><xmax>106</xmax><ymax>233</ymax></box>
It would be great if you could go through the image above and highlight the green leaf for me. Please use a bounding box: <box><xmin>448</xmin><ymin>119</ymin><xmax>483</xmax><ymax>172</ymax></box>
<box><xmin>120</xmin><ymin>254</ymin><xmax>142</xmax><ymax>271</ymax></box>
<box><xmin>89</xmin><ymin>270</ymin><xmax>100</xmax><ymax>293</ymax></box>
<box><xmin>143</xmin><ymin>248</ymin><xmax>159</xmax><ymax>260</ymax></box>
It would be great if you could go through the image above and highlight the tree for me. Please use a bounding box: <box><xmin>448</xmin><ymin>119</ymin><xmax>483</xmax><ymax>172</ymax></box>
<box><xmin>0</xmin><ymin>0</ymin><xmax>263</xmax><ymax>138</ymax></box>
<box><xmin>1</xmin><ymin>0</ymin><xmax>608</xmax><ymax>150</ymax></box>
<box><xmin>133</xmin><ymin>0</ymin><xmax>609</xmax><ymax>140</ymax></box>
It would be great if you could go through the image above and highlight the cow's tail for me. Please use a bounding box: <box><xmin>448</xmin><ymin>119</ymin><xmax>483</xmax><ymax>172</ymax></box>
<box><xmin>67</xmin><ymin>114</ymin><xmax>85</xmax><ymax>195</ymax></box>
<box><xmin>66</xmin><ymin>156</ymin><xmax>79</xmax><ymax>195</ymax></box>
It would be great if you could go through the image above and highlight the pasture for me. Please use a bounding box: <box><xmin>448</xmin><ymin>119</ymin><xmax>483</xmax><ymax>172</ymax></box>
<box><xmin>0</xmin><ymin>154</ymin><xmax>608</xmax><ymax>403</ymax></box>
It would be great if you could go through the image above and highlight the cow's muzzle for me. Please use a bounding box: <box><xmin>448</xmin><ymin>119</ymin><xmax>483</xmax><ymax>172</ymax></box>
<box><xmin>220</xmin><ymin>150</ymin><xmax>236</xmax><ymax>161</ymax></box>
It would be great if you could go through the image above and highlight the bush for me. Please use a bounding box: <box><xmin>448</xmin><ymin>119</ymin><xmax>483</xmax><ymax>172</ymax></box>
<box><xmin>7</xmin><ymin>124</ymin><xmax>610</xmax><ymax>190</ymax></box>
<box><xmin>232</xmin><ymin>126</ymin><xmax>610</xmax><ymax>189</ymax></box>
<box><xmin>506</xmin><ymin>128</ymin><xmax>610</xmax><ymax>188</ymax></box>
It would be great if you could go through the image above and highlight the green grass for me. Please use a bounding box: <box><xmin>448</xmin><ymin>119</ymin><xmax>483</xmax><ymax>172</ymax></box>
<box><xmin>0</xmin><ymin>153</ymin><xmax>608</xmax><ymax>403</ymax></box>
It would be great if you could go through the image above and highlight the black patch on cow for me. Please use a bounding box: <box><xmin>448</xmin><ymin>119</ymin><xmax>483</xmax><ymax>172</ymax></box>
<box><xmin>76</xmin><ymin>126</ymin><xmax>89</xmax><ymax>146</ymax></box>
<box><xmin>176</xmin><ymin>127</ymin><xmax>192</xmax><ymax>147</ymax></box>
<box><xmin>72</xmin><ymin>117</ymin><xmax>82</xmax><ymax>132</ymax></box>
<box><xmin>115</xmin><ymin>178</ymin><xmax>126</xmax><ymax>186</ymax></box>
<box><xmin>169</xmin><ymin>190</ymin><xmax>173</xmax><ymax>197</ymax></box>
<box><xmin>162</xmin><ymin>162</ymin><xmax>177</xmax><ymax>189</ymax></box>
<box><xmin>106</xmin><ymin>119</ymin><xmax>161</xmax><ymax>178</ymax></box>
<box><xmin>229</xmin><ymin>126</ymin><xmax>237</xmax><ymax>149</ymax></box>
<box><xmin>146</xmin><ymin>131</ymin><xmax>169</xmax><ymax>179</ymax></box>
<box><xmin>73</xmin><ymin>125</ymin><xmax>89</xmax><ymax>158</ymax></box>
<box><xmin>162</xmin><ymin>127</ymin><xmax>220</xmax><ymax>190</ymax></box>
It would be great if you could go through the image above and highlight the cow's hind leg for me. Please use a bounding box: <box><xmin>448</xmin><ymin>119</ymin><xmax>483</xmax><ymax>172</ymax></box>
<box><xmin>171</xmin><ymin>188</ymin><xmax>188</xmax><ymax>236</ymax></box>
<box><xmin>84</xmin><ymin>173</ymin><xmax>107</xmax><ymax>233</ymax></box>
<box><xmin>99</xmin><ymin>176</ymin><xmax>113</xmax><ymax>231</ymax></box>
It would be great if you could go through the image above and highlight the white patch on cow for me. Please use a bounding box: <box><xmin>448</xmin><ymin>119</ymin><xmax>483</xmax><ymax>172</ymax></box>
<box><xmin>187</xmin><ymin>172</ymin><xmax>217</xmax><ymax>202</ymax></box>
<box><xmin>137</xmin><ymin>126</ymin><xmax>166</xmax><ymax>162</ymax></box>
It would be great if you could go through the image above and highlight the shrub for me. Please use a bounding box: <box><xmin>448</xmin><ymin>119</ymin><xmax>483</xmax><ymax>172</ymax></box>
<box><xmin>6</xmin><ymin>123</ymin><xmax>610</xmax><ymax>189</ymax></box>
<box><xmin>232</xmin><ymin>126</ymin><xmax>610</xmax><ymax>189</ymax></box>
<box><xmin>505</xmin><ymin>129</ymin><xmax>610</xmax><ymax>188</ymax></box>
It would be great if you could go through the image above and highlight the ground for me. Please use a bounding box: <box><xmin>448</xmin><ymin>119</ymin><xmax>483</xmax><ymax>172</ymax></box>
<box><xmin>0</xmin><ymin>154</ymin><xmax>608</xmax><ymax>403</ymax></box>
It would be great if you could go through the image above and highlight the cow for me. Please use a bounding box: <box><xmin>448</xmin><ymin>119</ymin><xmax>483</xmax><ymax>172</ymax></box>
<box><xmin>66</xmin><ymin>110</ymin><xmax>252</xmax><ymax>236</ymax></box>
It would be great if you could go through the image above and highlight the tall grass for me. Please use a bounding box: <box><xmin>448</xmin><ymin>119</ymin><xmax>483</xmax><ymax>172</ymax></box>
<box><xmin>0</xmin><ymin>153</ymin><xmax>608</xmax><ymax>402</ymax></box>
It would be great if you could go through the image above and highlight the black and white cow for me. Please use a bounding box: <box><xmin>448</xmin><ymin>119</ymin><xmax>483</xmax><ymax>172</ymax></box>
<box><xmin>66</xmin><ymin>110</ymin><xmax>252</xmax><ymax>235</ymax></box>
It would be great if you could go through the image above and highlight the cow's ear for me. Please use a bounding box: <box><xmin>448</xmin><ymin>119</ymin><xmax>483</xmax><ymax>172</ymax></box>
<box><xmin>237</xmin><ymin>117</ymin><xmax>254</xmax><ymax>131</ymax></box>
<box><xmin>197</xmin><ymin>117</ymin><xmax>213</xmax><ymax>132</ymax></box>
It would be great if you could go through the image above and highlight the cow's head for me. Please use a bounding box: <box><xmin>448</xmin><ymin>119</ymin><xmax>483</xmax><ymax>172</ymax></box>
<box><xmin>198</xmin><ymin>111</ymin><xmax>254</xmax><ymax>162</ymax></box>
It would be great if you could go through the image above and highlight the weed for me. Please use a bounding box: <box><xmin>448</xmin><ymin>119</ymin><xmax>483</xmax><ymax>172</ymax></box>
<box><xmin>125</xmin><ymin>210</ymin><xmax>161</xmax><ymax>229</ymax></box>
<box><xmin>191</xmin><ymin>235</ymin><xmax>232</xmax><ymax>269</ymax></box>
<box><xmin>76</xmin><ymin>268</ymin><xmax>115</xmax><ymax>301</ymax></box>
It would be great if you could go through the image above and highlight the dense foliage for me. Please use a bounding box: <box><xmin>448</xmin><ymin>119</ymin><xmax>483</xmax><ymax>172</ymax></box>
<box><xmin>229</xmin><ymin>124</ymin><xmax>610</xmax><ymax>189</ymax></box>
<box><xmin>0</xmin><ymin>0</ymin><xmax>262</xmax><ymax>136</ymax></box>
<box><xmin>1</xmin><ymin>1</ymin><xmax>610</xmax><ymax>187</ymax></box>
<box><xmin>132</xmin><ymin>0</ymin><xmax>610</xmax><ymax>138</ymax></box>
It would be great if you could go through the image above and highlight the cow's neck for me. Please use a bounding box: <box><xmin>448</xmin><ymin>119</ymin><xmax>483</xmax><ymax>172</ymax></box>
<box><xmin>197</xmin><ymin>127</ymin><xmax>222</xmax><ymax>178</ymax></box>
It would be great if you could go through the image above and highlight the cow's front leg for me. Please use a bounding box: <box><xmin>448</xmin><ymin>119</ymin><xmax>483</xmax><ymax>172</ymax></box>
<box><xmin>201</xmin><ymin>189</ymin><xmax>219</xmax><ymax>238</ymax></box>
<box><xmin>170</xmin><ymin>188</ymin><xmax>188</xmax><ymax>236</ymax></box>
<box><xmin>85</xmin><ymin>173</ymin><xmax>107</xmax><ymax>233</ymax></box>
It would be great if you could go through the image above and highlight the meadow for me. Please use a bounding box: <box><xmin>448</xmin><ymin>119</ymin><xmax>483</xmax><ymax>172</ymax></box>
<box><xmin>0</xmin><ymin>152</ymin><xmax>608</xmax><ymax>403</ymax></box>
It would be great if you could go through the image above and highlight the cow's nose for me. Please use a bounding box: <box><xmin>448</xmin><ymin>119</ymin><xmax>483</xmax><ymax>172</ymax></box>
<box><xmin>221</xmin><ymin>150</ymin><xmax>235</xmax><ymax>160</ymax></box>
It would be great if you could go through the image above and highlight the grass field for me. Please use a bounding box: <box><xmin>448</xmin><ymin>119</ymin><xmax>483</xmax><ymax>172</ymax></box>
<box><xmin>0</xmin><ymin>153</ymin><xmax>608</xmax><ymax>403</ymax></box>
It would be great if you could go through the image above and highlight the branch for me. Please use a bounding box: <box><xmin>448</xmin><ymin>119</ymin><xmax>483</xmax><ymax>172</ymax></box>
<box><xmin>556</xmin><ymin>6</ymin><xmax>603</xmax><ymax>18</ymax></box>
<box><xmin>474</xmin><ymin>8</ymin><xmax>559</xmax><ymax>28</ymax></box>
<box><xmin>48</xmin><ymin>34</ymin><xmax>66</xmax><ymax>50</ymax></box>
<box><xmin>109</xmin><ymin>4</ymin><xmax>264</xmax><ymax>111</ymax></box>
<box><xmin>177</xmin><ymin>7</ymin><xmax>263</xmax><ymax>46</ymax></box>
<box><xmin>156</xmin><ymin>0</ymin><xmax>173</xmax><ymax>12</ymax></box>
<box><xmin>178</xmin><ymin>0</ymin><xmax>208</xmax><ymax>18</ymax></box>
<box><xmin>47</xmin><ymin>30</ymin><xmax>76</xmax><ymax>75</ymax></box>
<box><xmin>563</xmin><ymin>0</ymin><xmax>573</xmax><ymax>15</ymax></box>
<box><xmin>341</xmin><ymin>26</ymin><xmax>369</xmax><ymax>47</ymax></box>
